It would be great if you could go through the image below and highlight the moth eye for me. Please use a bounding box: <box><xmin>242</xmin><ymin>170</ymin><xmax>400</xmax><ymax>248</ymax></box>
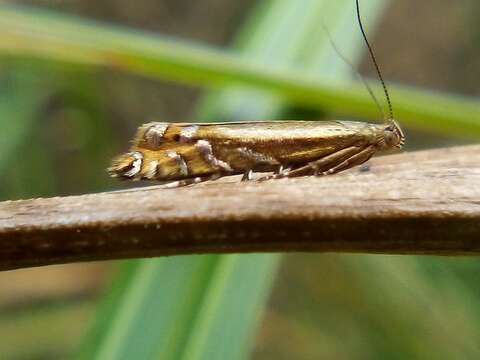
<box><xmin>384</xmin><ymin>128</ymin><xmax>400</xmax><ymax>147</ymax></box>
<box><xmin>172</xmin><ymin>134</ymin><xmax>181</xmax><ymax>142</ymax></box>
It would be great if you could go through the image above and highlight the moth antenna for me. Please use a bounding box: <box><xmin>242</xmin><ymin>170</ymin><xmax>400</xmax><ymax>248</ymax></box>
<box><xmin>355</xmin><ymin>0</ymin><xmax>394</xmax><ymax>122</ymax></box>
<box><xmin>320</xmin><ymin>22</ymin><xmax>385</xmax><ymax>120</ymax></box>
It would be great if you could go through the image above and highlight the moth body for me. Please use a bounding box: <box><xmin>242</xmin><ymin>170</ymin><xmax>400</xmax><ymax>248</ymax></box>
<box><xmin>108</xmin><ymin>120</ymin><xmax>404</xmax><ymax>185</ymax></box>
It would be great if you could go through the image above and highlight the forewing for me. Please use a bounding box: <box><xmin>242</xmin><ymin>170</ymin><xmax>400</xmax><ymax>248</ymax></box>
<box><xmin>109</xmin><ymin>121</ymin><xmax>383</xmax><ymax>181</ymax></box>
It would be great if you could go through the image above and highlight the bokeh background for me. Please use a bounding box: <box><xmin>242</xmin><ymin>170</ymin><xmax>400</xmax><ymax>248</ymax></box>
<box><xmin>0</xmin><ymin>0</ymin><xmax>479</xmax><ymax>359</ymax></box>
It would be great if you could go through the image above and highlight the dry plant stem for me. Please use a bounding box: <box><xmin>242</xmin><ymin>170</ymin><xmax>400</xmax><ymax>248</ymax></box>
<box><xmin>1</xmin><ymin>144</ymin><xmax>480</xmax><ymax>271</ymax></box>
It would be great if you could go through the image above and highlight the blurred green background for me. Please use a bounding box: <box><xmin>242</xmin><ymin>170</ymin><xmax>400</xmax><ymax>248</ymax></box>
<box><xmin>0</xmin><ymin>0</ymin><xmax>479</xmax><ymax>359</ymax></box>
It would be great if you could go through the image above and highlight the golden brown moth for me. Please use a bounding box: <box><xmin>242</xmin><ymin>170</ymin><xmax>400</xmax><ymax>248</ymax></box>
<box><xmin>108</xmin><ymin>120</ymin><xmax>404</xmax><ymax>186</ymax></box>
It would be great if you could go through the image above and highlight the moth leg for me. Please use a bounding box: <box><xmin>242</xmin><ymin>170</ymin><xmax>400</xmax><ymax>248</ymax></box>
<box><xmin>241</xmin><ymin>170</ymin><xmax>253</xmax><ymax>181</ymax></box>
<box><xmin>256</xmin><ymin>173</ymin><xmax>275</xmax><ymax>182</ymax></box>
<box><xmin>322</xmin><ymin>145</ymin><xmax>376</xmax><ymax>175</ymax></box>
<box><xmin>285</xmin><ymin>146</ymin><xmax>361</xmax><ymax>178</ymax></box>
<box><xmin>256</xmin><ymin>165</ymin><xmax>291</xmax><ymax>182</ymax></box>
<box><xmin>275</xmin><ymin>165</ymin><xmax>291</xmax><ymax>178</ymax></box>
<box><xmin>162</xmin><ymin>174</ymin><xmax>221</xmax><ymax>188</ymax></box>
<box><xmin>276</xmin><ymin>165</ymin><xmax>292</xmax><ymax>176</ymax></box>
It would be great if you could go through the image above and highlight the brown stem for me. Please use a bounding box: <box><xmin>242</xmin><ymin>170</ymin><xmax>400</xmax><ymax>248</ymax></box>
<box><xmin>1</xmin><ymin>144</ymin><xmax>480</xmax><ymax>271</ymax></box>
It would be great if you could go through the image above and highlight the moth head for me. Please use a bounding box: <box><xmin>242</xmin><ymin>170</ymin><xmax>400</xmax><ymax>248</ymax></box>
<box><xmin>107</xmin><ymin>151</ymin><xmax>143</xmax><ymax>179</ymax></box>
<box><xmin>383</xmin><ymin>120</ymin><xmax>405</xmax><ymax>149</ymax></box>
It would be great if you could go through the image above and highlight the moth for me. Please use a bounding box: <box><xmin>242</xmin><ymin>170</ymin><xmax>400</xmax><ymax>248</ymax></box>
<box><xmin>108</xmin><ymin>0</ymin><xmax>405</xmax><ymax>187</ymax></box>
<box><xmin>108</xmin><ymin>119</ymin><xmax>404</xmax><ymax>186</ymax></box>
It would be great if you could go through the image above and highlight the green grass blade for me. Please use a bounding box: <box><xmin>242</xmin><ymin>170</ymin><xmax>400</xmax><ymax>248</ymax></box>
<box><xmin>0</xmin><ymin>4</ymin><xmax>478</xmax><ymax>136</ymax></box>
<box><xmin>78</xmin><ymin>257</ymin><xmax>227</xmax><ymax>359</ymax></box>
<box><xmin>178</xmin><ymin>255</ymin><xmax>279</xmax><ymax>360</ymax></box>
